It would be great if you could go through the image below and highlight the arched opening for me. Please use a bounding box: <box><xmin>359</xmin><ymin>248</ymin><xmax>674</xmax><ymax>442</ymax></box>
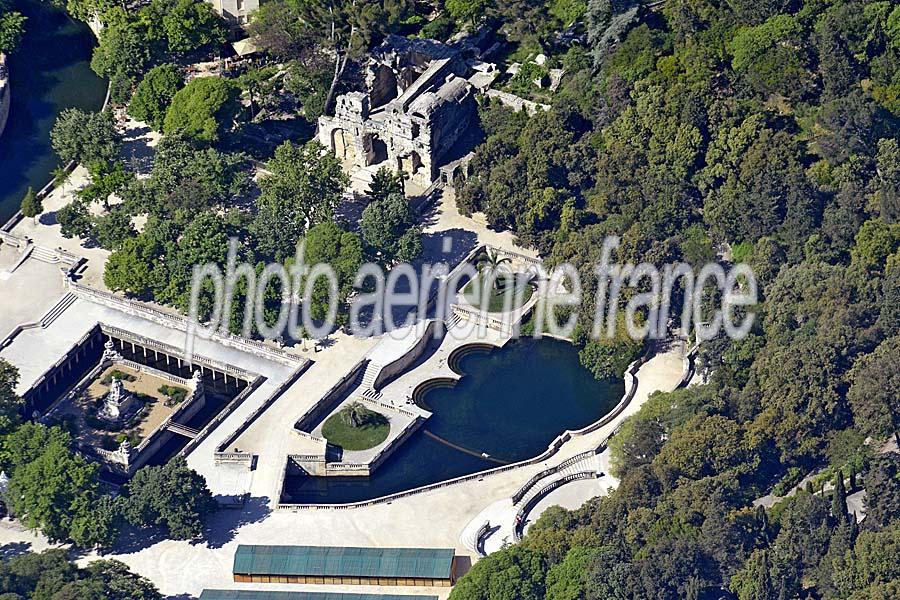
<box><xmin>398</xmin><ymin>151</ymin><xmax>423</xmax><ymax>177</ymax></box>
<box><xmin>367</xmin><ymin>135</ymin><xmax>388</xmax><ymax>166</ymax></box>
<box><xmin>331</xmin><ymin>128</ymin><xmax>355</xmax><ymax>162</ymax></box>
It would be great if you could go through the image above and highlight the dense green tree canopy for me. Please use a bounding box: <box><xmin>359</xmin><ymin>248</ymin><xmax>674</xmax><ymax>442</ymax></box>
<box><xmin>50</xmin><ymin>109</ymin><xmax>121</xmax><ymax>166</ymax></box>
<box><xmin>0</xmin><ymin>1</ymin><xmax>26</xmax><ymax>54</ymax></box>
<box><xmin>448</xmin><ymin>0</ymin><xmax>900</xmax><ymax>597</ymax></box>
<box><xmin>122</xmin><ymin>456</ymin><xmax>216</xmax><ymax>539</ymax></box>
<box><xmin>127</xmin><ymin>64</ymin><xmax>184</xmax><ymax>130</ymax></box>
<box><xmin>0</xmin><ymin>550</ymin><xmax>160</xmax><ymax>599</ymax></box>
<box><xmin>252</xmin><ymin>141</ymin><xmax>348</xmax><ymax>261</ymax></box>
<box><xmin>360</xmin><ymin>192</ymin><xmax>423</xmax><ymax>263</ymax></box>
<box><xmin>163</xmin><ymin>76</ymin><xmax>239</xmax><ymax>143</ymax></box>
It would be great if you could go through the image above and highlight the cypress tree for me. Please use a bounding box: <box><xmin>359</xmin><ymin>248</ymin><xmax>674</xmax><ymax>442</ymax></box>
<box><xmin>832</xmin><ymin>469</ymin><xmax>847</xmax><ymax>523</ymax></box>
<box><xmin>757</xmin><ymin>550</ymin><xmax>774</xmax><ymax>599</ymax></box>
<box><xmin>756</xmin><ymin>504</ymin><xmax>770</xmax><ymax>544</ymax></box>
<box><xmin>20</xmin><ymin>187</ymin><xmax>42</xmax><ymax>223</ymax></box>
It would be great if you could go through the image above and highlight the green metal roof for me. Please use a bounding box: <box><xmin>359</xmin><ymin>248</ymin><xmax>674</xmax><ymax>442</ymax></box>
<box><xmin>232</xmin><ymin>545</ymin><xmax>455</xmax><ymax>580</ymax></box>
<box><xmin>200</xmin><ymin>592</ymin><xmax>438</xmax><ymax>600</ymax></box>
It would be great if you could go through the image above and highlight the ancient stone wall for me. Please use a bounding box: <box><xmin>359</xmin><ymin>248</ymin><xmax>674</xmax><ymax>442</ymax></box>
<box><xmin>318</xmin><ymin>42</ymin><xmax>477</xmax><ymax>187</ymax></box>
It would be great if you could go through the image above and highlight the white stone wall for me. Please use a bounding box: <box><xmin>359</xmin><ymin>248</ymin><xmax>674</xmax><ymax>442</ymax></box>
<box><xmin>208</xmin><ymin>0</ymin><xmax>259</xmax><ymax>25</ymax></box>
<box><xmin>0</xmin><ymin>54</ymin><xmax>10</xmax><ymax>141</ymax></box>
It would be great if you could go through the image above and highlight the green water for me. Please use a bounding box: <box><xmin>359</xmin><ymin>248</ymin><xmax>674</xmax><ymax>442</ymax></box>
<box><xmin>283</xmin><ymin>337</ymin><xmax>625</xmax><ymax>504</ymax></box>
<box><xmin>0</xmin><ymin>2</ymin><xmax>107</xmax><ymax>224</ymax></box>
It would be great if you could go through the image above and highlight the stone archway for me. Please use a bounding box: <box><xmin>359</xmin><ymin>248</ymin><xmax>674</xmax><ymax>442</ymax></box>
<box><xmin>331</xmin><ymin>128</ymin><xmax>356</xmax><ymax>162</ymax></box>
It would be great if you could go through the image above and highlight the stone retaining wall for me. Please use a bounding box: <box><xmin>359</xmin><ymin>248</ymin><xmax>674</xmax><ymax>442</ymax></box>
<box><xmin>0</xmin><ymin>54</ymin><xmax>9</xmax><ymax>140</ymax></box>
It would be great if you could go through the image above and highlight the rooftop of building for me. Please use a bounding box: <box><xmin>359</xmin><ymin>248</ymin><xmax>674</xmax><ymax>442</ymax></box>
<box><xmin>200</xmin><ymin>591</ymin><xmax>438</xmax><ymax>600</ymax></box>
<box><xmin>232</xmin><ymin>545</ymin><xmax>455</xmax><ymax>580</ymax></box>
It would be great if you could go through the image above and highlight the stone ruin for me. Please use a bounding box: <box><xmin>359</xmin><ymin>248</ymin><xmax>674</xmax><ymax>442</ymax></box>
<box><xmin>318</xmin><ymin>35</ymin><xmax>495</xmax><ymax>187</ymax></box>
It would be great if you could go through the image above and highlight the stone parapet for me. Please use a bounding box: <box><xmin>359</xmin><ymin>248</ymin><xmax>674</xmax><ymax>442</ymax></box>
<box><xmin>0</xmin><ymin>54</ymin><xmax>10</xmax><ymax>140</ymax></box>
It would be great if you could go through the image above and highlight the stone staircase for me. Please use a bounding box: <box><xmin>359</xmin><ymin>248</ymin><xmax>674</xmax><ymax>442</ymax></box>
<box><xmin>360</xmin><ymin>361</ymin><xmax>381</xmax><ymax>389</ymax></box>
<box><xmin>166</xmin><ymin>422</ymin><xmax>200</xmax><ymax>439</ymax></box>
<box><xmin>39</xmin><ymin>293</ymin><xmax>77</xmax><ymax>327</ymax></box>
<box><xmin>361</xmin><ymin>387</ymin><xmax>383</xmax><ymax>401</ymax></box>
<box><xmin>461</xmin><ymin>520</ymin><xmax>491</xmax><ymax>557</ymax></box>
<box><xmin>30</xmin><ymin>245</ymin><xmax>62</xmax><ymax>264</ymax></box>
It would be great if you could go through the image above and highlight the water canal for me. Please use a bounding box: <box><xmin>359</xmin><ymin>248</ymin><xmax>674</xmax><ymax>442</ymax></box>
<box><xmin>0</xmin><ymin>1</ymin><xmax>106</xmax><ymax>224</ymax></box>
<box><xmin>282</xmin><ymin>337</ymin><xmax>624</xmax><ymax>504</ymax></box>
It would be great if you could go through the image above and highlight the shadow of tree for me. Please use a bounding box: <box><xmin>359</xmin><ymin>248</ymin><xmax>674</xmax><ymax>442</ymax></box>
<box><xmin>106</xmin><ymin>522</ymin><xmax>169</xmax><ymax>555</ymax></box>
<box><xmin>200</xmin><ymin>495</ymin><xmax>272</xmax><ymax>550</ymax></box>
<box><xmin>0</xmin><ymin>541</ymin><xmax>33</xmax><ymax>560</ymax></box>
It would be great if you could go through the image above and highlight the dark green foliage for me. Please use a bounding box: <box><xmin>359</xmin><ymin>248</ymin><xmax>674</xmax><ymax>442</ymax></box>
<box><xmin>448</xmin><ymin>544</ymin><xmax>546</xmax><ymax>600</ymax></box>
<box><xmin>163</xmin><ymin>77</ymin><xmax>239</xmax><ymax>143</ymax></box>
<box><xmin>0</xmin><ymin>3</ymin><xmax>26</xmax><ymax>55</ymax></box>
<box><xmin>367</xmin><ymin>167</ymin><xmax>405</xmax><ymax>202</ymax></box>
<box><xmin>5</xmin><ymin>424</ymin><xmax>117</xmax><ymax>547</ymax></box>
<box><xmin>90</xmin><ymin>0</ymin><xmax>227</xmax><ymax>102</ymax></box>
<box><xmin>863</xmin><ymin>453</ymin><xmax>900</xmax><ymax>530</ymax></box>
<box><xmin>18</xmin><ymin>188</ymin><xmax>41</xmax><ymax>221</ymax></box>
<box><xmin>56</xmin><ymin>199</ymin><xmax>93</xmax><ymax>240</ymax></box>
<box><xmin>0</xmin><ymin>359</ymin><xmax>21</xmax><ymax>438</ymax></box>
<box><xmin>302</xmin><ymin>221</ymin><xmax>363</xmax><ymax>322</ymax></box>
<box><xmin>128</xmin><ymin>64</ymin><xmax>184</xmax><ymax>131</ymax></box>
<box><xmin>360</xmin><ymin>192</ymin><xmax>422</xmax><ymax>262</ymax></box>
<box><xmin>122</xmin><ymin>456</ymin><xmax>216</xmax><ymax>539</ymax></box>
<box><xmin>50</xmin><ymin>109</ymin><xmax>121</xmax><ymax>166</ymax></box>
<box><xmin>252</xmin><ymin>140</ymin><xmax>348</xmax><ymax>261</ymax></box>
<box><xmin>0</xmin><ymin>551</ymin><xmax>160</xmax><ymax>599</ymax></box>
<box><xmin>449</xmin><ymin>1</ymin><xmax>900</xmax><ymax>598</ymax></box>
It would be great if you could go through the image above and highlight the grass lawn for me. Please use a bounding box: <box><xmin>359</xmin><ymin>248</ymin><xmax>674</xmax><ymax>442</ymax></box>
<box><xmin>322</xmin><ymin>409</ymin><xmax>391</xmax><ymax>451</ymax></box>
<box><xmin>463</xmin><ymin>274</ymin><xmax>534</xmax><ymax>312</ymax></box>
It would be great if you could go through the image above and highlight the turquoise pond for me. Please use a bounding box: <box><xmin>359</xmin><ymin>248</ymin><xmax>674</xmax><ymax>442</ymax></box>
<box><xmin>282</xmin><ymin>337</ymin><xmax>624</xmax><ymax>504</ymax></box>
<box><xmin>0</xmin><ymin>2</ymin><xmax>107</xmax><ymax>224</ymax></box>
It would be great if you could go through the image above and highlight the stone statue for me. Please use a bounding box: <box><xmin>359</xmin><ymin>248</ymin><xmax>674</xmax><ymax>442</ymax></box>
<box><xmin>102</xmin><ymin>338</ymin><xmax>123</xmax><ymax>363</ymax></box>
<box><xmin>98</xmin><ymin>377</ymin><xmax>140</xmax><ymax>424</ymax></box>
<box><xmin>192</xmin><ymin>369</ymin><xmax>204</xmax><ymax>393</ymax></box>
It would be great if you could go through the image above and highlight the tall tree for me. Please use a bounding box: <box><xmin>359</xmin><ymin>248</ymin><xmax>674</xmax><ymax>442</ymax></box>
<box><xmin>50</xmin><ymin>109</ymin><xmax>121</xmax><ymax>166</ymax></box>
<box><xmin>19</xmin><ymin>187</ymin><xmax>42</xmax><ymax>223</ymax></box>
<box><xmin>833</xmin><ymin>469</ymin><xmax>848</xmax><ymax>523</ymax></box>
<box><xmin>128</xmin><ymin>64</ymin><xmax>184</xmax><ymax>131</ymax></box>
<box><xmin>252</xmin><ymin>141</ymin><xmax>348</xmax><ymax>261</ymax></box>
<box><xmin>122</xmin><ymin>457</ymin><xmax>216</xmax><ymax>540</ymax></box>
<box><xmin>163</xmin><ymin>76</ymin><xmax>239</xmax><ymax>143</ymax></box>
<box><xmin>360</xmin><ymin>192</ymin><xmax>422</xmax><ymax>262</ymax></box>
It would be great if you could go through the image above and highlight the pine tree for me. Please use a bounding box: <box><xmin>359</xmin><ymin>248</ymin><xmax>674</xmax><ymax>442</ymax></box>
<box><xmin>19</xmin><ymin>187</ymin><xmax>42</xmax><ymax>223</ymax></box>
<box><xmin>832</xmin><ymin>469</ymin><xmax>847</xmax><ymax>523</ymax></box>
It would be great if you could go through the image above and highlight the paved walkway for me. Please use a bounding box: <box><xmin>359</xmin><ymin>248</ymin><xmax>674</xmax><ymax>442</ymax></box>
<box><xmin>0</xmin><ymin>343</ymin><xmax>685</xmax><ymax>598</ymax></box>
<box><xmin>7</xmin><ymin>117</ymin><xmax>159</xmax><ymax>290</ymax></box>
<box><xmin>460</xmin><ymin>347</ymin><xmax>686</xmax><ymax>554</ymax></box>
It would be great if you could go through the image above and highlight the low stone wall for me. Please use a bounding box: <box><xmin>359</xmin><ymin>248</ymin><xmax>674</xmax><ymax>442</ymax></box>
<box><xmin>0</xmin><ymin>54</ymin><xmax>10</xmax><ymax>140</ymax></box>
<box><xmin>372</xmin><ymin>319</ymin><xmax>441</xmax><ymax>389</ymax></box>
<box><xmin>293</xmin><ymin>359</ymin><xmax>367</xmax><ymax>432</ymax></box>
